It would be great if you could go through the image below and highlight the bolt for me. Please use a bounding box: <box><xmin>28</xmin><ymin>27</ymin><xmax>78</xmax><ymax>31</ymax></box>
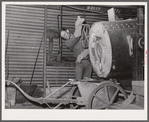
<box><xmin>113</xmin><ymin>65</ymin><xmax>116</xmax><ymax>70</ymax></box>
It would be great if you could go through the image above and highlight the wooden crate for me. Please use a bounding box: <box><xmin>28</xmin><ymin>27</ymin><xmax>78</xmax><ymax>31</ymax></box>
<box><xmin>132</xmin><ymin>81</ymin><xmax>144</xmax><ymax>108</ymax></box>
<box><xmin>132</xmin><ymin>81</ymin><xmax>144</xmax><ymax>96</ymax></box>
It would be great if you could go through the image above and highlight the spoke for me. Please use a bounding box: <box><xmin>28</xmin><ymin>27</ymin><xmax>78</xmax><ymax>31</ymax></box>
<box><xmin>53</xmin><ymin>103</ymin><xmax>63</xmax><ymax>109</ymax></box>
<box><xmin>45</xmin><ymin>102</ymin><xmax>52</xmax><ymax>109</ymax></box>
<box><xmin>94</xmin><ymin>94</ymin><xmax>107</xmax><ymax>105</ymax></box>
<box><xmin>104</xmin><ymin>86</ymin><xmax>110</xmax><ymax>103</ymax></box>
<box><xmin>110</xmin><ymin>88</ymin><xmax>119</xmax><ymax>104</ymax></box>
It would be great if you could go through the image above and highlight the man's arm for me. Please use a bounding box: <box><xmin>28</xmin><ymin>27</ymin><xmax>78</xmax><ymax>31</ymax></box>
<box><xmin>65</xmin><ymin>16</ymin><xmax>85</xmax><ymax>50</ymax></box>
<box><xmin>65</xmin><ymin>36</ymin><xmax>81</xmax><ymax>50</ymax></box>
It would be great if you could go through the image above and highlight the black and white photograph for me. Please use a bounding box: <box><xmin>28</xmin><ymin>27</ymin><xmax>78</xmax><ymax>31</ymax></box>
<box><xmin>1</xmin><ymin>1</ymin><xmax>148</xmax><ymax>121</ymax></box>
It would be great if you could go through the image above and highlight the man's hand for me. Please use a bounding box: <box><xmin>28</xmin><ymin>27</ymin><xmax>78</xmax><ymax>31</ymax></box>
<box><xmin>76</xmin><ymin>49</ymin><xmax>89</xmax><ymax>63</ymax></box>
<box><xmin>74</xmin><ymin>16</ymin><xmax>85</xmax><ymax>37</ymax></box>
<box><xmin>75</xmin><ymin>16</ymin><xmax>85</xmax><ymax>28</ymax></box>
<box><xmin>76</xmin><ymin>54</ymin><xmax>83</xmax><ymax>63</ymax></box>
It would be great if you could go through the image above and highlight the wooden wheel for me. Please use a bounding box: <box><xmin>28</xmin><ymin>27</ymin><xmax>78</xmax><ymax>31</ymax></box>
<box><xmin>87</xmin><ymin>81</ymin><xmax>127</xmax><ymax>109</ymax></box>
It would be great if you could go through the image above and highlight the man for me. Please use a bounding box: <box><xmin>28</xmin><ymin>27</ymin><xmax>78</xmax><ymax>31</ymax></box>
<box><xmin>60</xmin><ymin>16</ymin><xmax>92</xmax><ymax>81</ymax></box>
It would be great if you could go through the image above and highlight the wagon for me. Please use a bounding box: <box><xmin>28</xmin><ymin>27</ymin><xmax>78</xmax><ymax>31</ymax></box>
<box><xmin>5</xmin><ymin>16</ymin><xmax>144</xmax><ymax>109</ymax></box>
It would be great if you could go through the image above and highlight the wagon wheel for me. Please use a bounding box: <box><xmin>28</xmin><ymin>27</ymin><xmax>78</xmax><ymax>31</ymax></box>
<box><xmin>87</xmin><ymin>81</ymin><xmax>128</xmax><ymax>109</ymax></box>
<box><xmin>70</xmin><ymin>86</ymin><xmax>81</xmax><ymax>109</ymax></box>
<box><xmin>82</xmin><ymin>24</ymin><xmax>90</xmax><ymax>48</ymax></box>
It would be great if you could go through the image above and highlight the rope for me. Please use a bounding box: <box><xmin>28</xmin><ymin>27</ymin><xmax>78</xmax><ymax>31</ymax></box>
<box><xmin>81</xmin><ymin>24</ymin><xmax>90</xmax><ymax>48</ymax></box>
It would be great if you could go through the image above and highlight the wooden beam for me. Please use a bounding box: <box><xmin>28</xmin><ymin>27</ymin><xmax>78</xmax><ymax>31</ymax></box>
<box><xmin>137</xmin><ymin>7</ymin><xmax>144</xmax><ymax>34</ymax></box>
<box><xmin>43</xmin><ymin>6</ymin><xmax>47</xmax><ymax>98</ymax></box>
<box><xmin>107</xmin><ymin>8</ymin><xmax>120</xmax><ymax>21</ymax></box>
<box><xmin>59</xmin><ymin>5</ymin><xmax>63</xmax><ymax>63</ymax></box>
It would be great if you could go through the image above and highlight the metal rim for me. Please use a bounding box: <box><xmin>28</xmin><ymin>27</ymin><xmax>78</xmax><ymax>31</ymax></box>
<box><xmin>87</xmin><ymin>81</ymin><xmax>128</xmax><ymax>109</ymax></box>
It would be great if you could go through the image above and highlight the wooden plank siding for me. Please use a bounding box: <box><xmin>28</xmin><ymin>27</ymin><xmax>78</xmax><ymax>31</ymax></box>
<box><xmin>5</xmin><ymin>5</ymin><xmax>108</xmax><ymax>87</ymax></box>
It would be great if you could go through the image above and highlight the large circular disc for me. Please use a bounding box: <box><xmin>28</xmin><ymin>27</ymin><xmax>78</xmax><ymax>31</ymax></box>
<box><xmin>89</xmin><ymin>22</ymin><xmax>112</xmax><ymax>78</ymax></box>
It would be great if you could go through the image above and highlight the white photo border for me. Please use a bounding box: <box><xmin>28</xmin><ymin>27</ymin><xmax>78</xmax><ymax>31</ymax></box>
<box><xmin>1</xmin><ymin>1</ymin><xmax>148</xmax><ymax>120</ymax></box>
